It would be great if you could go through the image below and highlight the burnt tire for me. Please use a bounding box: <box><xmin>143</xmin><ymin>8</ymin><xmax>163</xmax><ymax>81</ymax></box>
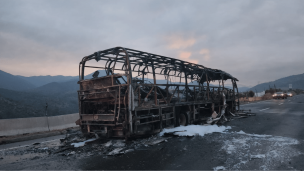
<box><xmin>179</xmin><ymin>113</ymin><xmax>188</xmax><ymax>126</ymax></box>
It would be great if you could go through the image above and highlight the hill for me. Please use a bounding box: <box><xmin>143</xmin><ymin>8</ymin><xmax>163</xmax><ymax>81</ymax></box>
<box><xmin>16</xmin><ymin>75</ymin><xmax>77</xmax><ymax>87</ymax></box>
<box><xmin>27</xmin><ymin>80</ymin><xmax>79</xmax><ymax>96</ymax></box>
<box><xmin>249</xmin><ymin>73</ymin><xmax>304</xmax><ymax>92</ymax></box>
<box><xmin>17</xmin><ymin>70</ymin><xmax>107</xmax><ymax>87</ymax></box>
<box><xmin>0</xmin><ymin>69</ymin><xmax>107</xmax><ymax>91</ymax></box>
<box><xmin>0</xmin><ymin>70</ymin><xmax>106</xmax><ymax>119</ymax></box>
<box><xmin>0</xmin><ymin>88</ymin><xmax>78</xmax><ymax>119</ymax></box>
<box><xmin>0</xmin><ymin>70</ymin><xmax>36</xmax><ymax>91</ymax></box>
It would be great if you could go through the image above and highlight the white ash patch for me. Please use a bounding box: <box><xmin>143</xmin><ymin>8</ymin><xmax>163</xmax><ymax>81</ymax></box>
<box><xmin>220</xmin><ymin>131</ymin><xmax>301</xmax><ymax>170</ymax></box>
<box><xmin>213</xmin><ymin>166</ymin><xmax>226</xmax><ymax>171</ymax></box>
<box><xmin>226</xmin><ymin>145</ymin><xmax>236</xmax><ymax>154</ymax></box>
<box><xmin>159</xmin><ymin>125</ymin><xmax>231</xmax><ymax>137</ymax></box>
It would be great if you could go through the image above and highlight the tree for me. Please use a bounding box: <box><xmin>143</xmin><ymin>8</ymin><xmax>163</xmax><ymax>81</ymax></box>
<box><xmin>248</xmin><ymin>90</ymin><xmax>255</xmax><ymax>97</ymax></box>
<box><xmin>265</xmin><ymin>88</ymin><xmax>275</xmax><ymax>94</ymax></box>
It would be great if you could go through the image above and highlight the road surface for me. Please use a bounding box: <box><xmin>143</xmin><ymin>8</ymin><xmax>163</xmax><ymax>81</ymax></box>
<box><xmin>1</xmin><ymin>94</ymin><xmax>304</xmax><ymax>170</ymax></box>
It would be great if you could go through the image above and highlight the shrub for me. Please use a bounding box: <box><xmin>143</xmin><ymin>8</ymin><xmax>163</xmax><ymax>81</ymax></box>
<box><xmin>262</xmin><ymin>93</ymin><xmax>273</xmax><ymax>100</ymax></box>
<box><xmin>248</xmin><ymin>90</ymin><xmax>255</xmax><ymax>97</ymax></box>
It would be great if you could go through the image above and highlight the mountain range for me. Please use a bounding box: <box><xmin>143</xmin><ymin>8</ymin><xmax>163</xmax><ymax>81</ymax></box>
<box><xmin>0</xmin><ymin>70</ymin><xmax>36</xmax><ymax>91</ymax></box>
<box><xmin>0</xmin><ymin>69</ymin><xmax>106</xmax><ymax>119</ymax></box>
<box><xmin>249</xmin><ymin>73</ymin><xmax>304</xmax><ymax>92</ymax></box>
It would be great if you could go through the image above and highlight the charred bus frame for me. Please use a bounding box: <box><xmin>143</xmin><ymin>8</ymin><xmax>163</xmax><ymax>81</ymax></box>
<box><xmin>77</xmin><ymin>47</ymin><xmax>241</xmax><ymax>138</ymax></box>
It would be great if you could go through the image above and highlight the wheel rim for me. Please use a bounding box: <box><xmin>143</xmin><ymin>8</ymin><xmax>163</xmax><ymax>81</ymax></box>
<box><xmin>179</xmin><ymin>114</ymin><xmax>186</xmax><ymax>126</ymax></box>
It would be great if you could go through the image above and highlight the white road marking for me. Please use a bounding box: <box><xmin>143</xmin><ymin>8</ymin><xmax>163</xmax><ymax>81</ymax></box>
<box><xmin>278</xmin><ymin>103</ymin><xmax>283</xmax><ymax>105</ymax></box>
<box><xmin>259</xmin><ymin>108</ymin><xmax>270</xmax><ymax>111</ymax></box>
<box><xmin>0</xmin><ymin>139</ymin><xmax>60</xmax><ymax>152</ymax></box>
<box><xmin>240</xmin><ymin>100</ymin><xmax>271</xmax><ymax>106</ymax></box>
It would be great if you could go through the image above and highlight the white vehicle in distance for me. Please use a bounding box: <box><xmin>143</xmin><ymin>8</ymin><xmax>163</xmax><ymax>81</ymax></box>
<box><xmin>273</xmin><ymin>92</ymin><xmax>287</xmax><ymax>99</ymax></box>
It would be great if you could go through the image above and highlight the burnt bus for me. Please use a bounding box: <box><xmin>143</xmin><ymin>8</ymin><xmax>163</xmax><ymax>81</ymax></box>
<box><xmin>77</xmin><ymin>47</ymin><xmax>242</xmax><ymax>139</ymax></box>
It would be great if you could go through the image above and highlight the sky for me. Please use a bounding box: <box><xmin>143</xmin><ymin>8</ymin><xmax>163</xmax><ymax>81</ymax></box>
<box><xmin>0</xmin><ymin>0</ymin><xmax>304</xmax><ymax>87</ymax></box>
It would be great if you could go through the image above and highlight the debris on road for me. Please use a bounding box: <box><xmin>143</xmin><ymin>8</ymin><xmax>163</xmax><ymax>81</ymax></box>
<box><xmin>250</xmin><ymin>154</ymin><xmax>265</xmax><ymax>160</ymax></box>
<box><xmin>104</xmin><ymin>140</ymin><xmax>112</xmax><ymax>147</ymax></box>
<box><xmin>31</xmin><ymin>156</ymin><xmax>40</xmax><ymax>160</ymax></box>
<box><xmin>67</xmin><ymin>151</ymin><xmax>76</xmax><ymax>156</ymax></box>
<box><xmin>71</xmin><ymin>138</ymin><xmax>97</xmax><ymax>148</ymax></box>
<box><xmin>112</xmin><ymin>140</ymin><xmax>125</xmax><ymax>147</ymax></box>
<box><xmin>54</xmin><ymin>131</ymin><xmax>173</xmax><ymax>157</ymax></box>
<box><xmin>107</xmin><ymin>148</ymin><xmax>124</xmax><ymax>156</ymax></box>
<box><xmin>124</xmin><ymin>149</ymin><xmax>134</xmax><ymax>153</ymax></box>
<box><xmin>144</xmin><ymin>137</ymin><xmax>170</xmax><ymax>146</ymax></box>
<box><xmin>212</xmin><ymin>111</ymin><xmax>218</xmax><ymax>119</ymax></box>
<box><xmin>39</xmin><ymin>147</ymin><xmax>48</xmax><ymax>150</ymax></box>
<box><xmin>54</xmin><ymin>147</ymin><xmax>73</xmax><ymax>154</ymax></box>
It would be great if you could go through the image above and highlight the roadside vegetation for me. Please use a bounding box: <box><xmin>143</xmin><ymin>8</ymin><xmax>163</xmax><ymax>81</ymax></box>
<box><xmin>238</xmin><ymin>88</ymin><xmax>303</xmax><ymax>103</ymax></box>
<box><xmin>0</xmin><ymin>88</ymin><xmax>78</xmax><ymax>119</ymax></box>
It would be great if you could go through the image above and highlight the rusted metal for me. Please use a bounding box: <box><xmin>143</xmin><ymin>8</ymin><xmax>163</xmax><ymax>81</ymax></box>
<box><xmin>77</xmin><ymin>47</ymin><xmax>246</xmax><ymax>139</ymax></box>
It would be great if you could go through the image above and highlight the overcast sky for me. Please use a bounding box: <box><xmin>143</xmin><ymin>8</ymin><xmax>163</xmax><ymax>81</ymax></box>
<box><xmin>1</xmin><ymin>0</ymin><xmax>304</xmax><ymax>87</ymax></box>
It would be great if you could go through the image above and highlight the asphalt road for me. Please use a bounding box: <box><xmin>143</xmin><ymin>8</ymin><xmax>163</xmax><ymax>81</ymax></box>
<box><xmin>1</xmin><ymin>94</ymin><xmax>304</xmax><ymax>170</ymax></box>
<box><xmin>0</xmin><ymin>135</ymin><xmax>65</xmax><ymax>151</ymax></box>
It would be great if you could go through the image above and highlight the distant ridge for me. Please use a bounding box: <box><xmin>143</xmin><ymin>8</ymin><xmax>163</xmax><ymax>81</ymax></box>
<box><xmin>249</xmin><ymin>73</ymin><xmax>304</xmax><ymax>92</ymax></box>
<box><xmin>27</xmin><ymin>80</ymin><xmax>79</xmax><ymax>96</ymax></box>
<box><xmin>0</xmin><ymin>69</ymin><xmax>107</xmax><ymax>90</ymax></box>
<box><xmin>0</xmin><ymin>70</ymin><xmax>36</xmax><ymax>91</ymax></box>
<box><xmin>16</xmin><ymin>75</ymin><xmax>76</xmax><ymax>87</ymax></box>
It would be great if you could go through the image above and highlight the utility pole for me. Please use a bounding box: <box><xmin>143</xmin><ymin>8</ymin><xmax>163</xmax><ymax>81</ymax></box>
<box><xmin>45</xmin><ymin>103</ymin><xmax>50</xmax><ymax>131</ymax></box>
<box><xmin>255</xmin><ymin>89</ymin><xmax>258</xmax><ymax>101</ymax></box>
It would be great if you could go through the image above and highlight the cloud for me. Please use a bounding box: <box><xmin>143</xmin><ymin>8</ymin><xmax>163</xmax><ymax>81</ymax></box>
<box><xmin>199</xmin><ymin>49</ymin><xmax>210</xmax><ymax>61</ymax></box>
<box><xmin>179</xmin><ymin>51</ymin><xmax>198</xmax><ymax>64</ymax></box>
<box><xmin>1</xmin><ymin>0</ymin><xmax>304</xmax><ymax>86</ymax></box>
<box><xmin>179</xmin><ymin>51</ymin><xmax>191</xmax><ymax>59</ymax></box>
<box><xmin>166</xmin><ymin>35</ymin><xmax>196</xmax><ymax>49</ymax></box>
<box><xmin>0</xmin><ymin>31</ymin><xmax>78</xmax><ymax>76</ymax></box>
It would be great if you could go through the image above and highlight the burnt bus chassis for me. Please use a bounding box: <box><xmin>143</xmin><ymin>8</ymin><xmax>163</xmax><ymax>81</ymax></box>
<box><xmin>77</xmin><ymin>47</ymin><xmax>248</xmax><ymax>139</ymax></box>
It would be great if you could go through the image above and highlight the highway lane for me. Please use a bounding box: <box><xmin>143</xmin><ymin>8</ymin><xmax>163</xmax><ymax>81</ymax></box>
<box><xmin>231</xmin><ymin>94</ymin><xmax>304</xmax><ymax>140</ymax></box>
<box><xmin>1</xmin><ymin>95</ymin><xmax>304</xmax><ymax>170</ymax></box>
